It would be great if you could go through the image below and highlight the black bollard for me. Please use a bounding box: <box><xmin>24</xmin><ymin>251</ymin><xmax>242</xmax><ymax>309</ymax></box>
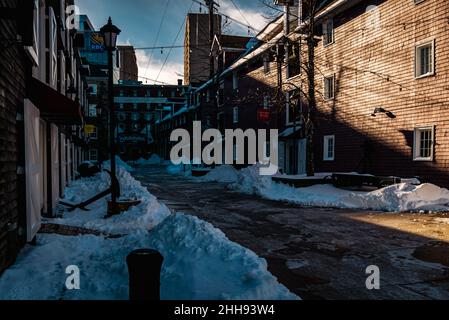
<box><xmin>126</xmin><ymin>249</ymin><xmax>164</xmax><ymax>300</ymax></box>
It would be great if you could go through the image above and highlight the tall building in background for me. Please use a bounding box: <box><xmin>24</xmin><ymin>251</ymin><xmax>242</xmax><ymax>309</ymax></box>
<box><xmin>184</xmin><ymin>13</ymin><xmax>221</xmax><ymax>86</ymax></box>
<box><xmin>118</xmin><ymin>46</ymin><xmax>138</xmax><ymax>81</ymax></box>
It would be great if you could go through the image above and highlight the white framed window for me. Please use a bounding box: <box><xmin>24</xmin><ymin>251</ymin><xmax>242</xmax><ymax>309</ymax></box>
<box><xmin>89</xmin><ymin>149</ymin><xmax>98</xmax><ymax>161</ymax></box>
<box><xmin>48</xmin><ymin>7</ymin><xmax>58</xmax><ymax>89</ymax></box>
<box><xmin>88</xmin><ymin>84</ymin><xmax>98</xmax><ymax>96</ymax></box>
<box><xmin>323</xmin><ymin>18</ymin><xmax>334</xmax><ymax>46</ymax></box>
<box><xmin>413</xmin><ymin>126</ymin><xmax>435</xmax><ymax>161</ymax></box>
<box><xmin>323</xmin><ymin>135</ymin><xmax>335</xmax><ymax>161</ymax></box>
<box><xmin>88</xmin><ymin>104</ymin><xmax>97</xmax><ymax>117</ymax></box>
<box><xmin>287</xmin><ymin>41</ymin><xmax>301</xmax><ymax>79</ymax></box>
<box><xmin>264</xmin><ymin>96</ymin><xmax>270</xmax><ymax>109</ymax></box>
<box><xmin>415</xmin><ymin>40</ymin><xmax>435</xmax><ymax>78</ymax></box>
<box><xmin>324</xmin><ymin>75</ymin><xmax>335</xmax><ymax>100</ymax></box>
<box><xmin>233</xmin><ymin>107</ymin><xmax>239</xmax><ymax>124</ymax></box>
<box><xmin>89</xmin><ymin>127</ymin><xmax>98</xmax><ymax>140</ymax></box>
<box><xmin>25</xmin><ymin>0</ymin><xmax>40</xmax><ymax>66</ymax></box>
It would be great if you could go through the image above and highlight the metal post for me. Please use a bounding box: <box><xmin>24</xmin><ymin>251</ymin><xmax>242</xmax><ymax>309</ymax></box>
<box><xmin>127</xmin><ymin>249</ymin><xmax>164</xmax><ymax>300</ymax></box>
<box><xmin>108</xmin><ymin>48</ymin><xmax>118</xmax><ymax>204</ymax></box>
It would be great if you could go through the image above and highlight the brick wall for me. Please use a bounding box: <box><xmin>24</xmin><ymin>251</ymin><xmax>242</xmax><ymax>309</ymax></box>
<box><xmin>0</xmin><ymin>0</ymin><xmax>25</xmax><ymax>274</ymax></box>
<box><xmin>308</xmin><ymin>0</ymin><xmax>449</xmax><ymax>186</ymax></box>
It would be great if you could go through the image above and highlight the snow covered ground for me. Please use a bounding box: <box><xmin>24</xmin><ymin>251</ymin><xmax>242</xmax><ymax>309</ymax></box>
<box><xmin>0</xmin><ymin>160</ymin><xmax>298</xmax><ymax>300</ymax></box>
<box><xmin>191</xmin><ymin>165</ymin><xmax>449</xmax><ymax>213</ymax></box>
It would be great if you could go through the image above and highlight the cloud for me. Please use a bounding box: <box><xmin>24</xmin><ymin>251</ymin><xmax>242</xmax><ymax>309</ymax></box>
<box><xmin>135</xmin><ymin>50</ymin><xmax>184</xmax><ymax>85</ymax></box>
<box><xmin>219</xmin><ymin>1</ymin><xmax>269</xmax><ymax>36</ymax></box>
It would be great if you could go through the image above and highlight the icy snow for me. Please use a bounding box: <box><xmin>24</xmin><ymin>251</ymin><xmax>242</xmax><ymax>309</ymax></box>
<box><xmin>228</xmin><ymin>165</ymin><xmax>449</xmax><ymax>213</ymax></box>
<box><xmin>197</xmin><ymin>165</ymin><xmax>239</xmax><ymax>183</ymax></box>
<box><xmin>135</xmin><ymin>154</ymin><xmax>162</xmax><ymax>166</ymax></box>
<box><xmin>103</xmin><ymin>156</ymin><xmax>135</xmax><ymax>172</ymax></box>
<box><xmin>0</xmin><ymin>215</ymin><xmax>297</xmax><ymax>300</ymax></box>
<box><xmin>0</xmin><ymin>164</ymin><xmax>298</xmax><ymax>300</ymax></box>
<box><xmin>52</xmin><ymin>168</ymin><xmax>170</xmax><ymax>234</ymax></box>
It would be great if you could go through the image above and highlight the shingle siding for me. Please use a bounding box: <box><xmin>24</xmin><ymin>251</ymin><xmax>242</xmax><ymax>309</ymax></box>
<box><xmin>0</xmin><ymin>0</ymin><xmax>25</xmax><ymax>274</ymax></box>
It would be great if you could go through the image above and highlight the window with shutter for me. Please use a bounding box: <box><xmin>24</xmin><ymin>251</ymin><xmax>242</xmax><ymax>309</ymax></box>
<box><xmin>48</xmin><ymin>8</ymin><xmax>58</xmax><ymax>89</ymax></box>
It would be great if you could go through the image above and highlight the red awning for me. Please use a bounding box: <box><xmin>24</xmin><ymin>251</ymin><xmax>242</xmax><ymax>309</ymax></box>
<box><xmin>28</xmin><ymin>78</ymin><xmax>83</xmax><ymax>125</ymax></box>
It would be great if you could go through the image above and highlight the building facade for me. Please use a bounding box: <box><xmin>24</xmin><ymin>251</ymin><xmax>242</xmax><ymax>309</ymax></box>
<box><xmin>184</xmin><ymin>13</ymin><xmax>221</xmax><ymax>86</ymax></box>
<box><xmin>0</xmin><ymin>0</ymin><xmax>87</xmax><ymax>274</ymax></box>
<box><xmin>118</xmin><ymin>45</ymin><xmax>138</xmax><ymax>81</ymax></box>
<box><xmin>158</xmin><ymin>0</ymin><xmax>449</xmax><ymax>187</ymax></box>
<box><xmin>114</xmin><ymin>80</ymin><xmax>189</xmax><ymax>160</ymax></box>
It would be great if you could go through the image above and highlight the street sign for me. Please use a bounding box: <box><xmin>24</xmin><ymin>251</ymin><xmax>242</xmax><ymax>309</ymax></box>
<box><xmin>258</xmin><ymin>109</ymin><xmax>271</xmax><ymax>122</ymax></box>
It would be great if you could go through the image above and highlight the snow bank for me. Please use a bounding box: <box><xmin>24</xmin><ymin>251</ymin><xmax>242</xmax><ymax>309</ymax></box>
<box><xmin>0</xmin><ymin>164</ymin><xmax>298</xmax><ymax>300</ymax></box>
<box><xmin>0</xmin><ymin>214</ymin><xmax>298</xmax><ymax>300</ymax></box>
<box><xmin>230</xmin><ymin>165</ymin><xmax>449</xmax><ymax>212</ymax></box>
<box><xmin>54</xmin><ymin>167</ymin><xmax>170</xmax><ymax>234</ymax></box>
<box><xmin>135</xmin><ymin>154</ymin><xmax>162</xmax><ymax>166</ymax></box>
<box><xmin>197</xmin><ymin>165</ymin><xmax>239</xmax><ymax>183</ymax></box>
<box><xmin>103</xmin><ymin>156</ymin><xmax>135</xmax><ymax>172</ymax></box>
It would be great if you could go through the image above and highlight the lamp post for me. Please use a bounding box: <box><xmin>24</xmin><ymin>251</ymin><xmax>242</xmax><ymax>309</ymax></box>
<box><xmin>100</xmin><ymin>17</ymin><xmax>121</xmax><ymax>209</ymax></box>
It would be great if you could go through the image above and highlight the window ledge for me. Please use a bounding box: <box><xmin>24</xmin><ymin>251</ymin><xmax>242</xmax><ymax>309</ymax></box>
<box><xmin>286</xmin><ymin>74</ymin><xmax>302</xmax><ymax>82</ymax></box>
<box><xmin>415</xmin><ymin>72</ymin><xmax>435</xmax><ymax>80</ymax></box>
<box><xmin>413</xmin><ymin>157</ymin><xmax>434</xmax><ymax>162</ymax></box>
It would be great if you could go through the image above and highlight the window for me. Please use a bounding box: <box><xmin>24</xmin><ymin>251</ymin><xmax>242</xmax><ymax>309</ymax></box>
<box><xmin>415</xmin><ymin>40</ymin><xmax>435</xmax><ymax>78</ymax></box>
<box><xmin>88</xmin><ymin>84</ymin><xmax>98</xmax><ymax>96</ymax></box>
<box><xmin>25</xmin><ymin>0</ymin><xmax>40</xmax><ymax>66</ymax></box>
<box><xmin>286</xmin><ymin>91</ymin><xmax>301</xmax><ymax>125</ymax></box>
<box><xmin>264</xmin><ymin>96</ymin><xmax>270</xmax><ymax>109</ymax></box>
<box><xmin>263</xmin><ymin>54</ymin><xmax>270</xmax><ymax>74</ymax></box>
<box><xmin>88</xmin><ymin>104</ymin><xmax>97</xmax><ymax>117</ymax></box>
<box><xmin>287</xmin><ymin>42</ymin><xmax>301</xmax><ymax>79</ymax></box>
<box><xmin>324</xmin><ymin>75</ymin><xmax>335</xmax><ymax>100</ymax></box>
<box><xmin>232</xmin><ymin>72</ymin><xmax>238</xmax><ymax>90</ymax></box>
<box><xmin>413</xmin><ymin>126</ymin><xmax>435</xmax><ymax>161</ymax></box>
<box><xmin>323</xmin><ymin>18</ymin><xmax>334</xmax><ymax>46</ymax></box>
<box><xmin>131</xmin><ymin>113</ymin><xmax>139</xmax><ymax>121</ymax></box>
<box><xmin>233</xmin><ymin>107</ymin><xmax>239</xmax><ymax>124</ymax></box>
<box><xmin>323</xmin><ymin>135</ymin><xmax>335</xmax><ymax>161</ymax></box>
<box><xmin>89</xmin><ymin>149</ymin><xmax>98</xmax><ymax>161</ymax></box>
<box><xmin>89</xmin><ymin>127</ymin><xmax>98</xmax><ymax>140</ymax></box>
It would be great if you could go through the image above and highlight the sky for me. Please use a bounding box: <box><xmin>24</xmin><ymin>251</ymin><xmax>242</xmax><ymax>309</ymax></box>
<box><xmin>76</xmin><ymin>0</ymin><xmax>274</xmax><ymax>85</ymax></box>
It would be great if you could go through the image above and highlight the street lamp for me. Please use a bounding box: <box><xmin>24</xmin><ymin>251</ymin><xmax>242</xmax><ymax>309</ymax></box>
<box><xmin>100</xmin><ymin>17</ymin><xmax>121</xmax><ymax>214</ymax></box>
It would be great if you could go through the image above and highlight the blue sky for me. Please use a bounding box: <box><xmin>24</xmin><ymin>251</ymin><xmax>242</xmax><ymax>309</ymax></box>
<box><xmin>76</xmin><ymin>0</ymin><xmax>272</xmax><ymax>84</ymax></box>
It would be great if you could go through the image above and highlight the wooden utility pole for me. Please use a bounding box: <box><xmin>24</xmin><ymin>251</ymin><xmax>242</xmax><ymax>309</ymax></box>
<box><xmin>205</xmin><ymin>0</ymin><xmax>218</xmax><ymax>80</ymax></box>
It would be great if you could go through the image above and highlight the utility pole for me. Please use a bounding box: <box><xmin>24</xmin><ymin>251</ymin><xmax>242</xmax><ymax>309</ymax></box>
<box><xmin>205</xmin><ymin>0</ymin><xmax>219</xmax><ymax>80</ymax></box>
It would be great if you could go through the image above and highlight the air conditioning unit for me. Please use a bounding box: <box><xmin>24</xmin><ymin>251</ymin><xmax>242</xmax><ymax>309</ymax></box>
<box><xmin>274</xmin><ymin>0</ymin><xmax>295</xmax><ymax>5</ymax></box>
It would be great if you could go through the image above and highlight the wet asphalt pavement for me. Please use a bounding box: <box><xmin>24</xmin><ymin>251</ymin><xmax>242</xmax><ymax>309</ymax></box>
<box><xmin>133</xmin><ymin>165</ymin><xmax>449</xmax><ymax>300</ymax></box>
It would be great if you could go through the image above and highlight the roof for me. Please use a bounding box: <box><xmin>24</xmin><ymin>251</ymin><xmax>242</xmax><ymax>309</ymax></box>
<box><xmin>213</xmin><ymin>34</ymin><xmax>252</xmax><ymax>50</ymax></box>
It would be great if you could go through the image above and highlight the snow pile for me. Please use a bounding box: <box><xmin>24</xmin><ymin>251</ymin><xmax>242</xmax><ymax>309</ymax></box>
<box><xmin>0</xmin><ymin>214</ymin><xmax>298</xmax><ymax>300</ymax></box>
<box><xmin>0</xmin><ymin>164</ymin><xmax>298</xmax><ymax>300</ymax></box>
<box><xmin>342</xmin><ymin>183</ymin><xmax>449</xmax><ymax>212</ymax></box>
<box><xmin>54</xmin><ymin>167</ymin><xmax>170</xmax><ymax>234</ymax></box>
<box><xmin>229</xmin><ymin>165</ymin><xmax>449</xmax><ymax>212</ymax></box>
<box><xmin>103</xmin><ymin>156</ymin><xmax>135</xmax><ymax>172</ymax></box>
<box><xmin>135</xmin><ymin>154</ymin><xmax>162</xmax><ymax>166</ymax></box>
<box><xmin>197</xmin><ymin>165</ymin><xmax>239</xmax><ymax>184</ymax></box>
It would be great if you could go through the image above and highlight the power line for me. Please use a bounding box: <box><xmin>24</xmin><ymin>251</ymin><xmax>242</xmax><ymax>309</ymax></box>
<box><xmin>190</xmin><ymin>0</ymin><xmax>260</xmax><ymax>34</ymax></box>
<box><xmin>155</xmin><ymin>1</ymin><xmax>195</xmax><ymax>83</ymax></box>
<box><xmin>142</xmin><ymin>0</ymin><xmax>171</xmax><ymax>79</ymax></box>
<box><xmin>229</xmin><ymin>0</ymin><xmax>251</xmax><ymax>28</ymax></box>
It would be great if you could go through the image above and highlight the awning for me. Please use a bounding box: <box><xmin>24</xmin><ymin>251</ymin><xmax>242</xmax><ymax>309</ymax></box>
<box><xmin>28</xmin><ymin>77</ymin><xmax>83</xmax><ymax>125</ymax></box>
<box><xmin>279</xmin><ymin>126</ymin><xmax>303</xmax><ymax>140</ymax></box>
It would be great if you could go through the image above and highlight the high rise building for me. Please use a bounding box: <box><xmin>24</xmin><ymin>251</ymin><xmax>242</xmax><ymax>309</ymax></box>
<box><xmin>118</xmin><ymin>46</ymin><xmax>138</xmax><ymax>81</ymax></box>
<box><xmin>184</xmin><ymin>13</ymin><xmax>221</xmax><ymax>86</ymax></box>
